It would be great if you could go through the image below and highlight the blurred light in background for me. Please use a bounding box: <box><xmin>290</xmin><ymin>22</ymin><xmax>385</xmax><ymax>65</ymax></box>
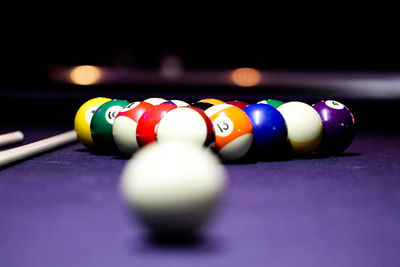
<box><xmin>160</xmin><ymin>54</ymin><xmax>184</xmax><ymax>79</ymax></box>
<box><xmin>70</xmin><ymin>65</ymin><xmax>102</xmax><ymax>85</ymax></box>
<box><xmin>231</xmin><ymin>67</ymin><xmax>261</xmax><ymax>87</ymax></box>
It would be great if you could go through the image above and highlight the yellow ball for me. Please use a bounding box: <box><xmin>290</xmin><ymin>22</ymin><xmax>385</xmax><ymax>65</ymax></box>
<box><xmin>74</xmin><ymin>97</ymin><xmax>111</xmax><ymax>149</ymax></box>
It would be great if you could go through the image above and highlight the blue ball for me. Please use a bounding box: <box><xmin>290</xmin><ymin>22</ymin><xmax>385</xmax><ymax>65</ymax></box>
<box><xmin>243</xmin><ymin>104</ymin><xmax>288</xmax><ymax>153</ymax></box>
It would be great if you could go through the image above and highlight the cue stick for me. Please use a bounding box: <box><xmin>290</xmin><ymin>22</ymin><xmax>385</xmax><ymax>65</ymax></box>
<box><xmin>0</xmin><ymin>131</ymin><xmax>24</xmax><ymax>147</ymax></box>
<box><xmin>0</xmin><ymin>130</ymin><xmax>77</xmax><ymax>168</ymax></box>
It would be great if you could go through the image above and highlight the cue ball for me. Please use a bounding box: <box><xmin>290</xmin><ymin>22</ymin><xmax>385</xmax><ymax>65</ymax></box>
<box><xmin>74</xmin><ymin>97</ymin><xmax>111</xmax><ymax>149</ymax></box>
<box><xmin>277</xmin><ymin>101</ymin><xmax>323</xmax><ymax>154</ymax></box>
<box><xmin>120</xmin><ymin>141</ymin><xmax>227</xmax><ymax>234</ymax></box>
<box><xmin>312</xmin><ymin>100</ymin><xmax>356</xmax><ymax>155</ymax></box>
<box><xmin>112</xmin><ymin>101</ymin><xmax>154</xmax><ymax>155</ymax></box>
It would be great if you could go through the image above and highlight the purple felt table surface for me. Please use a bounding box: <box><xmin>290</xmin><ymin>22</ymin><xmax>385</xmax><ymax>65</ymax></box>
<box><xmin>1</xmin><ymin>126</ymin><xmax>400</xmax><ymax>267</ymax></box>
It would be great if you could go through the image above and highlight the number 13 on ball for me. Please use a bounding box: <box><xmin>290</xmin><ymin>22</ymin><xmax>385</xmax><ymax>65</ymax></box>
<box><xmin>205</xmin><ymin>104</ymin><xmax>253</xmax><ymax>161</ymax></box>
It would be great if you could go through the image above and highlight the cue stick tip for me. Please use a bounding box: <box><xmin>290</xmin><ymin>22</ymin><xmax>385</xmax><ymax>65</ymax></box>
<box><xmin>0</xmin><ymin>131</ymin><xmax>24</xmax><ymax>148</ymax></box>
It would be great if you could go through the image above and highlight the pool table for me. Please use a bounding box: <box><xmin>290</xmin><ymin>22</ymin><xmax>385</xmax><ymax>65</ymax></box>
<box><xmin>1</xmin><ymin>96</ymin><xmax>400</xmax><ymax>267</ymax></box>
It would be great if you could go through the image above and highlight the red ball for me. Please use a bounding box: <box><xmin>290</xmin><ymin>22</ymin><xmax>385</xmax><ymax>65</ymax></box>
<box><xmin>136</xmin><ymin>103</ymin><xmax>177</xmax><ymax>147</ymax></box>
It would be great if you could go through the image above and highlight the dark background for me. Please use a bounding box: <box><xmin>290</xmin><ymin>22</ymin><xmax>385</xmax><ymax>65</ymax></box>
<box><xmin>2</xmin><ymin>21</ymin><xmax>400</xmax><ymax>130</ymax></box>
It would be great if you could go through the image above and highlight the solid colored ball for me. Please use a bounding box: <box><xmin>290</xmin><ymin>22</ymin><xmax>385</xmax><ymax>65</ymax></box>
<box><xmin>157</xmin><ymin>107</ymin><xmax>215</xmax><ymax>148</ymax></box>
<box><xmin>198</xmin><ymin>98</ymin><xmax>225</xmax><ymax>105</ymax></box>
<box><xmin>191</xmin><ymin>102</ymin><xmax>214</xmax><ymax>111</ymax></box>
<box><xmin>136</xmin><ymin>103</ymin><xmax>177</xmax><ymax>147</ymax></box>
<box><xmin>74</xmin><ymin>97</ymin><xmax>111</xmax><ymax>149</ymax></box>
<box><xmin>112</xmin><ymin>101</ymin><xmax>154</xmax><ymax>155</ymax></box>
<box><xmin>120</xmin><ymin>141</ymin><xmax>227</xmax><ymax>234</ymax></box>
<box><xmin>312</xmin><ymin>100</ymin><xmax>356</xmax><ymax>155</ymax></box>
<box><xmin>162</xmin><ymin>99</ymin><xmax>189</xmax><ymax>107</ymax></box>
<box><xmin>205</xmin><ymin>104</ymin><xmax>253</xmax><ymax>161</ymax></box>
<box><xmin>243</xmin><ymin>104</ymin><xmax>288</xmax><ymax>154</ymax></box>
<box><xmin>277</xmin><ymin>101</ymin><xmax>323</xmax><ymax>154</ymax></box>
<box><xmin>90</xmin><ymin>99</ymin><xmax>130</xmax><ymax>151</ymax></box>
<box><xmin>143</xmin><ymin>97</ymin><xmax>167</xmax><ymax>105</ymax></box>
<box><xmin>226</xmin><ymin>100</ymin><xmax>249</xmax><ymax>109</ymax></box>
<box><xmin>258</xmin><ymin>99</ymin><xmax>285</xmax><ymax>108</ymax></box>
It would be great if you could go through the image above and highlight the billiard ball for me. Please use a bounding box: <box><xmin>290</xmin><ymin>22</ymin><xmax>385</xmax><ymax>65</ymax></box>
<box><xmin>90</xmin><ymin>99</ymin><xmax>130</xmax><ymax>151</ymax></box>
<box><xmin>191</xmin><ymin>102</ymin><xmax>214</xmax><ymax>111</ymax></box>
<box><xmin>143</xmin><ymin>97</ymin><xmax>167</xmax><ymax>105</ymax></box>
<box><xmin>258</xmin><ymin>99</ymin><xmax>285</xmax><ymax>108</ymax></box>
<box><xmin>205</xmin><ymin>104</ymin><xmax>253</xmax><ymax>161</ymax></box>
<box><xmin>112</xmin><ymin>101</ymin><xmax>154</xmax><ymax>155</ymax></box>
<box><xmin>157</xmin><ymin>107</ymin><xmax>215</xmax><ymax>147</ymax></box>
<box><xmin>313</xmin><ymin>100</ymin><xmax>356</xmax><ymax>155</ymax></box>
<box><xmin>120</xmin><ymin>141</ymin><xmax>227</xmax><ymax>234</ymax></box>
<box><xmin>74</xmin><ymin>97</ymin><xmax>111</xmax><ymax>149</ymax></box>
<box><xmin>277</xmin><ymin>101</ymin><xmax>323</xmax><ymax>154</ymax></box>
<box><xmin>226</xmin><ymin>100</ymin><xmax>249</xmax><ymax>109</ymax></box>
<box><xmin>136</xmin><ymin>103</ymin><xmax>177</xmax><ymax>147</ymax></box>
<box><xmin>198</xmin><ymin>98</ymin><xmax>225</xmax><ymax>105</ymax></box>
<box><xmin>162</xmin><ymin>99</ymin><xmax>189</xmax><ymax>107</ymax></box>
<box><xmin>243</xmin><ymin>103</ymin><xmax>287</xmax><ymax>155</ymax></box>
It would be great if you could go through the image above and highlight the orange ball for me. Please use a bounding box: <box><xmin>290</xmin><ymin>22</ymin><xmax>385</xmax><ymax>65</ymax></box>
<box><xmin>205</xmin><ymin>104</ymin><xmax>253</xmax><ymax>161</ymax></box>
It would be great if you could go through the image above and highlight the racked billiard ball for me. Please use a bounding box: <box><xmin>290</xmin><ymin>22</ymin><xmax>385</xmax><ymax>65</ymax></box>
<box><xmin>136</xmin><ymin>103</ymin><xmax>177</xmax><ymax>147</ymax></box>
<box><xmin>205</xmin><ymin>104</ymin><xmax>253</xmax><ymax>161</ymax></box>
<box><xmin>198</xmin><ymin>98</ymin><xmax>225</xmax><ymax>105</ymax></box>
<box><xmin>74</xmin><ymin>97</ymin><xmax>111</xmax><ymax>149</ymax></box>
<box><xmin>243</xmin><ymin>103</ymin><xmax>287</xmax><ymax>155</ymax></box>
<box><xmin>277</xmin><ymin>101</ymin><xmax>323</xmax><ymax>154</ymax></box>
<box><xmin>156</xmin><ymin>106</ymin><xmax>215</xmax><ymax>148</ymax></box>
<box><xmin>162</xmin><ymin>99</ymin><xmax>189</xmax><ymax>107</ymax></box>
<box><xmin>312</xmin><ymin>100</ymin><xmax>355</xmax><ymax>155</ymax></box>
<box><xmin>258</xmin><ymin>99</ymin><xmax>285</xmax><ymax>108</ymax></box>
<box><xmin>191</xmin><ymin>101</ymin><xmax>214</xmax><ymax>111</ymax></box>
<box><xmin>112</xmin><ymin>101</ymin><xmax>154</xmax><ymax>155</ymax></box>
<box><xmin>90</xmin><ymin>99</ymin><xmax>130</xmax><ymax>151</ymax></box>
<box><xmin>226</xmin><ymin>100</ymin><xmax>249</xmax><ymax>109</ymax></box>
<box><xmin>143</xmin><ymin>97</ymin><xmax>167</xmax><ymax>105</ymax></box>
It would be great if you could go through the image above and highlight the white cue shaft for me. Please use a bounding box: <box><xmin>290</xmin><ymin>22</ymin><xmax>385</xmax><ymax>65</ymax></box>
<box><xmin>0</xmin><ymin>130</ymin><xmax>77</xmax><ymax>167</ymax></box>
<box><xmin>0</xmin><ymin>131</ymin><xmax>24</xmax><ymax>147</ymax></box>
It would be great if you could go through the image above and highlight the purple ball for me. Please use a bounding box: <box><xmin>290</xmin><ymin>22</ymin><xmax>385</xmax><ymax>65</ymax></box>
<box><xmin>312</xmin><ymin>100</ymin><xmax>356</xmax><ymax>155</ymax></box>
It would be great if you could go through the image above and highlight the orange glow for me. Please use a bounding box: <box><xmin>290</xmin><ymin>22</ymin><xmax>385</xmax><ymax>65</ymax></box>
<box><xmin>70</xmin><ymin>65</ymin><xmax>102</xmax><ymax>85</ymax></box>
<box><xmin>231</xmin><ymin>68</ymin><xmax>261</xmax><ymax>87</ymax></box>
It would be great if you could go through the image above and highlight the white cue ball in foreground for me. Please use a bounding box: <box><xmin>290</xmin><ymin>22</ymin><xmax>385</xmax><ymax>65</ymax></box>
<box><xmin>277</xmin><ymin>101</ymin><xmax>323</xmax><ymax>154</ymax></box>
<box><xmin>120</xmin><ymin>141</ymin><xmax>227</xmax><ymax>234</ymax></box>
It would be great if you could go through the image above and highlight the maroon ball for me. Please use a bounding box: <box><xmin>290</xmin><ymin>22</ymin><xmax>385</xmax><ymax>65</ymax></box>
<box><xmin>226</xmin><ymin>100</ymin><xmax>249</xmax><ymax>109</ymax></box>
<box><xmin>313</xmin><ymin>100</ymin><xmax>355</xmax><ymax>155</ymax></box>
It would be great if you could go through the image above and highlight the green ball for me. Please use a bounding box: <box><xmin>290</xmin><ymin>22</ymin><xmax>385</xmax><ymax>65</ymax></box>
<box><xmin>90</xmin><ymin>99</ymin><xmax>130</xmax><ymax>151</ymax></box>
<box><xmin>258</xmin><ymin>99</ymin><xmax>285</xmax><ymax>108</ymax></box>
